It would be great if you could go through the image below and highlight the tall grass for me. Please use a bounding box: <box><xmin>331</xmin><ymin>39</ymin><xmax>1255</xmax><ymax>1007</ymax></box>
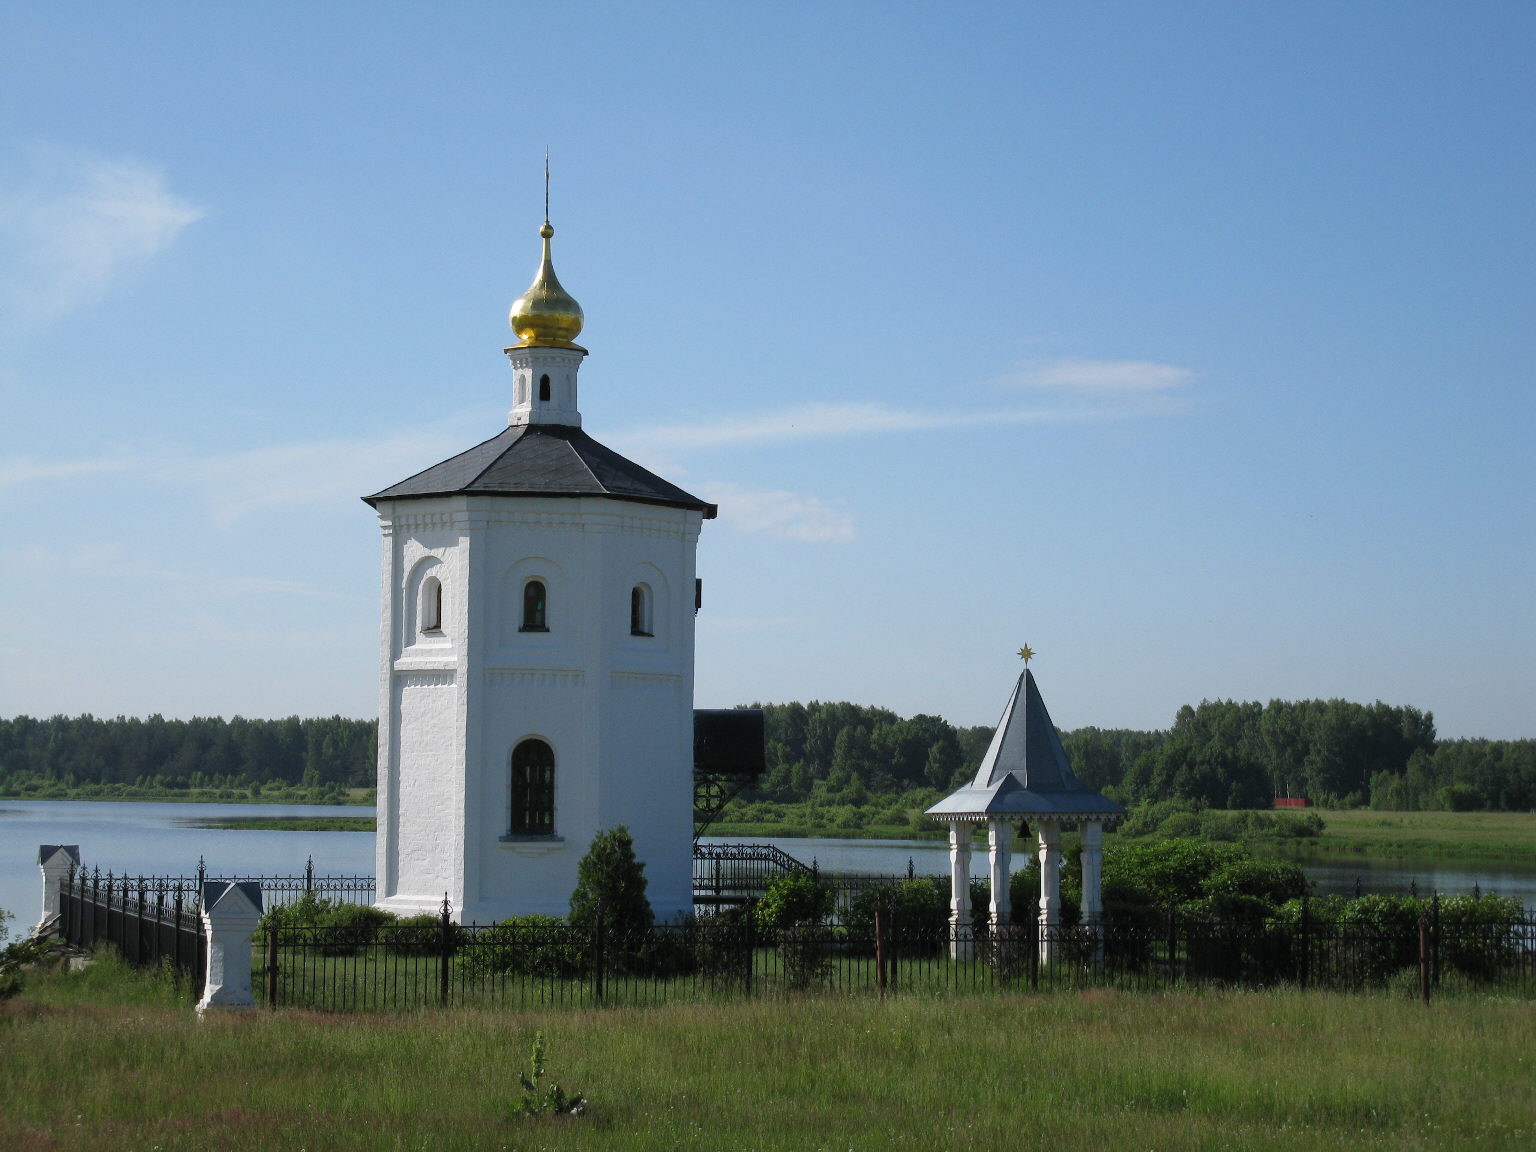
<box><xmin>3</xmin><ymin>955</ymin><xmax>1531</xmax><ymax>1150</ymax></box>
<box><xmin>1297</xmin><ymin>809</ymin><xmax>1536</xmax><ymax>862</ymax></box>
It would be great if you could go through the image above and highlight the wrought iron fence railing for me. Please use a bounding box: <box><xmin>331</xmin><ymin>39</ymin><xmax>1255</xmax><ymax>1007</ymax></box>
<box><xmin>54</xmin><ymin>859</ymin><xmax>377</xmax><ymax>996</ymax></box>
<box><xmin>57</xmin><ymin>870</ymin><xmax>206</xmax><ymax>986</ymax></box>
<box><xmin>260</xmin><ymin>908</ymin><xmax>1536</xmax><ymax>1012</ymax></box>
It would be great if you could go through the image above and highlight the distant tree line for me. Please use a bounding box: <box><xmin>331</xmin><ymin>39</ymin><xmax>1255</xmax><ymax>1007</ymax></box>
<box><xmin>748</xmin><ymin>698</ymin><xmax>1535</xmax><ymax>814</ymax></box>
<box><xmin>1</xmin><ymin>697</ymin><xmax>1531</xmax><ymax>812</ymax></box>
<box><xmin>0</xmin><ymin>714</ymin><xmax>375</xmax><ymax>801</ymax></box>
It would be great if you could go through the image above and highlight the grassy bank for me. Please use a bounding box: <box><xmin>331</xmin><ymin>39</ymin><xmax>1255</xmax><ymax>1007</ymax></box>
<box><xmin>3</xmin><ymin>954</ymin><xmax>1532</xmax><ymax>1150</ymax></box>
<box><xmin>191</xmin><ymin>816</ymin><xmax>377</xmax><ymax>832</ymax></box>
<box><xmin>1274</xmin><ymin>809</ymin><xmax>1536</xmax><ymax>864</ymax></box>
<box><xmin>0</xmin><ymin>785</ymin><xmax>375</xmax><ymax>806</ymax></box>
<box><xmin>712</xmin><ymin>803</ymin><xmax>1536</xmax><ymax>864</ymax></box>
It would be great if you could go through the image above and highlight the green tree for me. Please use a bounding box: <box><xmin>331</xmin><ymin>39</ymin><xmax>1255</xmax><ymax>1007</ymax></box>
<box><xmin>568</xmin><ymin>825</ymin><xmax>654</xmax><ymax>936</ymax></box>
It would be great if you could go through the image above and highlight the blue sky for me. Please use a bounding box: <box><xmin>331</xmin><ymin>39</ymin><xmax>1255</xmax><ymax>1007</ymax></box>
<box><xmin>2</xmin><ymin>2</ymin><xmax>1531</xmax><ymax>739</ymax></box>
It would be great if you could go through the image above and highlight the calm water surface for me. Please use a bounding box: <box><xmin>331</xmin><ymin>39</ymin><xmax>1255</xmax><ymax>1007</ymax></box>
<box><xmin>4</xmin><ymin>801</ymin><xmax>1533</xmax><ymax>928</ymax></box>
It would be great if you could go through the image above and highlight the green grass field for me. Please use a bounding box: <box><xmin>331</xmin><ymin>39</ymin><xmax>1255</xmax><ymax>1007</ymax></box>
<box><xmin>191</xmin><ymin>815</ymin><xmax>377</xmax><ymax>832</ymax></box>
<box><xmin>3</xmin><ymin>953</ymin><xmax>1532</xmax><ymax>1151</ymax></box>
<box><xmin>712</xmin><ymin>804</ymin><xmax>1536</xmax><ymax>864</ymax></box>
<box><xmin>1286</xmin><ymin>809</ymin><xmax>1536</xmax><ymax>863</ymax></box>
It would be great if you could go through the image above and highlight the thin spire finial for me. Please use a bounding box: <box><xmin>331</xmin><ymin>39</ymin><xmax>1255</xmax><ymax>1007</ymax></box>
<box><xmin>543</xmin><ymin>149</ymin><xmax>550</xmax><ymax>225</ymax></box>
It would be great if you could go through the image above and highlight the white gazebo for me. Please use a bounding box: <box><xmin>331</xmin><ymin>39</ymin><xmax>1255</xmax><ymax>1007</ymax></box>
<box><xmin>926</xmin><ymin>666</ymin><xmax>1123</xmax><ymax>961</ymax></box>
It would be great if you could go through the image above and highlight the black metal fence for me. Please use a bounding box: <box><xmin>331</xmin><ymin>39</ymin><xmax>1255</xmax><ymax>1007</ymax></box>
<box><xmin>55</xmin><ymin>858</ymin><xmax>376</xmax><ymax>993</ymax></box>
<box><xmin>692</xmin><ymin>842</ymin><xmax>914</xmax><ymax>914</ymax></box>
<box><xmin>58</xmin><ymin>868</ymin><xmax>206</xmax><ymax>985</ymax></box>
<box><xmin>262</xmin><ymin>904</ymin><xmax>1536</xmax><ymax>1012</ymax></box>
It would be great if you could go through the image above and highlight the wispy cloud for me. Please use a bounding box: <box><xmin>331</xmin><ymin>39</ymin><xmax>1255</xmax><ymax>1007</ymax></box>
<box><xmin>173</xmin><ymin>430</ymin><xmax>476</xmax><ymax>528</ymax></box>
<box><xmin>0</xmin><ymin>145</ymin><xmax>206</xmax><ymax>332</ymax></box>
<box><xmin>707</xmin><ymin>483</ymin><xmax>855</xmax><ymax>542</ymax></box>
<box><xmin>995</xmin><ymin>357</ymin><xmax>1194</xmax><ymax>394</ymax></box>
<box><xmin>0</xmin><ymin>415</ymin><xmax>485</xmax><ymax>526</ymax></box>
<box><xmin>3</xmin><ymin>541</ymin><xmax>359</xmax><ymax>604</ymax></box>
<box><xmin>0</xmin><ymin>455</ymin><xmax>135</xmax><ymax>491</ymax></box>
<box><xmin>620</xmin><ymin>358</ymin><xmax>1192</xmax><ymax>454</ymax></box>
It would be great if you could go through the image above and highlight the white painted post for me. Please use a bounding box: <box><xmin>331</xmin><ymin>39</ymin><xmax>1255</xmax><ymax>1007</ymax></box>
<box><xmin>1037</xmin><ymin>820</ymin><xmax>1062</xmax><ymax>964</ymax></box>
<box><xmin>987</xmin><ymin>818</ymin><xmax>1012</xmax><ymax>928</ymax></box>
<box><xmin>948</xmin><ymin>821</ymin><xmax>973</xmax><ymax>960</ymax></box>
<box><xmin>197</xmin><ymin>882</ymin><xmax>264</xmax><ymax>1015</ymax></box>
<box><xmin>1079</xmin><ymin>820</ymin><xmax>1104</xmax><ymax>966</ymax></box>
<box><xmin>36</xmin><ymin>844</ymin><xmax>80</xmax><ymax>935</ymax></box>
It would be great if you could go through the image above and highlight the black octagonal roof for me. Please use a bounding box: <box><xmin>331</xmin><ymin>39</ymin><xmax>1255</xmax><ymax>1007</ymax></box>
<box><xmin>363</xmin><ymin>423</ymin><xmax>715</xmax><ymax>517</ymax></box>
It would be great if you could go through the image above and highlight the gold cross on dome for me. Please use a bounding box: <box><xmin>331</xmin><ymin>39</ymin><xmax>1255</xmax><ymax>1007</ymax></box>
<box><xmin>1017</xmin><ymin>645</ymin><xmax>1035</xmax><ymax>665</ymax></box>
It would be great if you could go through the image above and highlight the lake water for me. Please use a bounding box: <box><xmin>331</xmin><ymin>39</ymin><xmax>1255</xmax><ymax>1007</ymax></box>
<box><xmin>3</xmin><ymin>800</ymin><xmax>1534</xmax><ymax>930</ymax></box>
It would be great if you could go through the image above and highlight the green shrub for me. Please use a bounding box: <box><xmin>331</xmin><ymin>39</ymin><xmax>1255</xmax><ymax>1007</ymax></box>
<box><xmin>1</xmin><ymin>907</ymin><xmax>49</xmax><ymax>1002</ymax></box>
<box><xmin>1103</xmin><ymin>838</ymin><xmax>1247</xmax><ymax>910</ymax></box>
<box><xmin>569</xmin><ymin>826</ymin><xmax>654</xmax><ymax>937</ymax></box>
<box><xmin>686</xmin><ymin>907</ymin><xmax>752</xmax><ymax>988</ymax></box>
<box><xmin>1203</xmin><ymin>858</ymin><xmax>1309</xmax><ymax>906</ymax></box>
<box><xmin>755</xmin><ymin>873</ymin><xmax>834</xmax><ymax>932</ymax></box>
<box><xmin>319</xmin><ymin>903</ymin><xmax>397</xmax><ymax>956</ymax></box>
<box><xmin>259</xmin><ymin>891</ymin><xmax>331</xmax><ymax>932</ymax></box>
<box><xmin>844</xmin><ymin>879</ymin><xmax>948</xmax><ymax>956</ymax></box>
<box><xmin>384</xmin><ymin>913</ymin><xmax>468</xmax><ymax>957</ymax></box>
<box><xmin>974</xmin><ymin>923</ymin><xmax>1032</xmax><ymax>983</ymax></box>
<box><xmin>261</xmin><ymin>896</ymin><xmax>397</xmax><ymax>956</ymax></box>
<box><xmin>458</xmin><ymin>915</ymin><xmax>585</xmax><ymax>979</ymax></box>
<box><xmin>774</xmin><ymin>922</ymin><xmax>834</xmax><ymax>991</ymax></box>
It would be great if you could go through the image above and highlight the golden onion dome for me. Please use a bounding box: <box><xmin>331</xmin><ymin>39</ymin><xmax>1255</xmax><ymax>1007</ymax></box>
<box><xmin>508</xmin><ymin>221</ymin><xmax>585</xmax><ymax>348</ymax></box>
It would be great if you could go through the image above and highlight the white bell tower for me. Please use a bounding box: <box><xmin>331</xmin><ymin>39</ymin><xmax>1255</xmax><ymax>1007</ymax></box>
<box><xmin>365</xmin><ymin>210</ymin><xmax>714</xmax><ymax>924</ymax></box>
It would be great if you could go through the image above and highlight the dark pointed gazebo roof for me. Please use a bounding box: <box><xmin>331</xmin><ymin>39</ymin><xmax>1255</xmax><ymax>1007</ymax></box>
<box><xmin>926</xmin><ymin>668</ymin><xmax>1123</xmax><ymax>821</ymax></box>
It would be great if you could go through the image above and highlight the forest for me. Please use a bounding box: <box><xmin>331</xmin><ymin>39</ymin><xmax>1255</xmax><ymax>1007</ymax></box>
<box><xmin>0</xmin><ymin>698</ymin><xmax>1531</xmax><ymax>813</ymax></box>
<box><xmin>0</xmin><ymin>714</ymin><xmax>375</xmax><ymax>803</ymax></box>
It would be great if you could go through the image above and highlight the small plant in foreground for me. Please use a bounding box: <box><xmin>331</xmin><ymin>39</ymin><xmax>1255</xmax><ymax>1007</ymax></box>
<box><xmin>516</xmin><ymin>1031</ymin><xmax>586</xmax><ymax>1119</ymax></box>
<box><xmin>0</xmin><ymin>906</ymin><xmax>53</xmax><ymax>1002</ymax></box>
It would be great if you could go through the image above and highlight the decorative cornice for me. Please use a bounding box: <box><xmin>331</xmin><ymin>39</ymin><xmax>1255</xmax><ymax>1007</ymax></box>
<box><xmin>394</xmin><ymin>669</ymin><xmax>455</xmax><ymax>687</ymax></box>
<box><xmin>611</xmin><ymin>670</ymin><xmax>682</xmax><ymax>686</ymax></box>
<box><xmin>391</xmin><ymin>509</ymin><xmax>466</xmax><ymax>531</ymax></box>
<box><xmin>381</xmin><ymin>503</ymin><xmax>700</xmax><ymax>538</ymax></box>
<box><xmin>484</xmin><ymin>668</ymin><xmax>585</xmax><ymax>687</ymax></box>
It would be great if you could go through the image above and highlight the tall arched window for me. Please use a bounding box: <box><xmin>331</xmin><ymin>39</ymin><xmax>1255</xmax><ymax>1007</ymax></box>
<box><xmin>509</xmin><ymin>739</ymin><xmax>555</xmax><ymax>836</ymax></box>
<box><xmin>420</xmin><ymin>576</ymin><xmax>443</xmax><ymax>633</ymax></box>
<box><xmin>521</xmin><ymin>579</ymin><xmax>548</xmax><ymax>631</ymax></box>
<box><xmin>630</xmin><ymin>584</ymin><xmax>652</xmax><ymax>637</ymax></box>
<box><xmin>538</xmin><ymin>373</ymin><xmax>551</xmax><ymax>402</ymax></box>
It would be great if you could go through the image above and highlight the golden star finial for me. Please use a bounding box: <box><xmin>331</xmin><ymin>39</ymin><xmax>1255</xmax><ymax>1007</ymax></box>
<box><xmin>1017</xmin><ymin>644</ymin><xmax>1035</xmax><ymax>665</ymax></box>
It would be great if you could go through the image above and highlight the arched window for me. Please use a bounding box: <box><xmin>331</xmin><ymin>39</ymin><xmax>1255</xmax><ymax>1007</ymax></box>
<box><xmin>420</xmin><ymin>575</ymin><xmax>443</xmax><ymax>633</ymax></box>
<box><xmin>538</xmin><ymin>373</ymin><xmax>551</xmax><ymax>402</ymax></box>
<box><xmin>510</xmin><ymin>739</ymin><xmax>555</xmax><ymax>836</ymax></box>
<box><xmin>521</xmin><ymin>580</ymin><xmax>548</xmax><ymax>631</ymax></box>
<box><xmin>630</xmin><ymin>584</ymin><xmax>652</xmax><ymax>637</ymax></box>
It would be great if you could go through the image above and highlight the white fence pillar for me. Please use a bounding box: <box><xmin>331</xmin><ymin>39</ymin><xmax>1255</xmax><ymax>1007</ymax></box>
<box><xmin>197</xmin><ymin>882</ymin><xmax>264</xmax><ymax>1015</ymax></box>
<box><xmin>948</xmin><ymin>821</ymin><xmax>973</xmax><ymax>960</ymax></box>
<box><xmin>36</xmin><ymin>844</ymin><xmax>80</xmax><ymax>935</ymax></box>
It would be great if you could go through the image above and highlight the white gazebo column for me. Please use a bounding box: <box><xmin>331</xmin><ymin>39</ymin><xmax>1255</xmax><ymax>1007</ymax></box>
<box><xmin>1079</xmin><ymin>821</ymin><xmax>1104</xmax><ymax>925</ymax></box>
<box><xmin>1079</xmin><ymin>820</ymin><xmax>1105</xmax><ymax>966</ymax></box>
<box><xmin>1036</xmin><ymin>819</ymin><xmax>1063</xmax><ymax>964</ymax></box>
<box><xmin>987</xmin><ymin>818</ymin><xmax>1012</xmax><ymax>928</ymax></box>
<box><xmin>947</xmin><ymin>821</ymin><xmax>973</xmax><ymax>960</ymax></box>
